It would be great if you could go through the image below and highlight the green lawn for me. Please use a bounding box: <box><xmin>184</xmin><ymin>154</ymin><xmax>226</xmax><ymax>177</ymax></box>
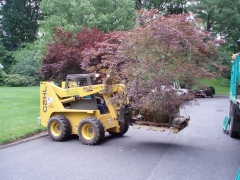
<box><xmin>0</xmin><ymin>86</ymin><xmax>46</xmax><ymax>145</ymax></box>
<box><xmin>200</xmin><ymin>78</ymin><xmax>230</xmax><ymax>95</ymax></box>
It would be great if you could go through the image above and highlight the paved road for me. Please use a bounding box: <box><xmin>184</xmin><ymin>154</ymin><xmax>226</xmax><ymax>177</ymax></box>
<box><xmin>1</xmin><ymin>95</ymin><xmax>240</xmax><ymax>180</ymax></box>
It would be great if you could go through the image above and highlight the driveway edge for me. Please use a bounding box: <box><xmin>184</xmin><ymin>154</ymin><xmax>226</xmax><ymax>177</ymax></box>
<box><xmin>0</xmin><ymin>131</ymin><xmax>48</xmax><ymax>149</ymax></box>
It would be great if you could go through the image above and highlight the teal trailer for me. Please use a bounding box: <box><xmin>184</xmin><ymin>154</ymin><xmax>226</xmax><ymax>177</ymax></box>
<box><xmin>227</xmin><ymin>53</ymin><xmax>240</xmax><ymax>137</ymax></box>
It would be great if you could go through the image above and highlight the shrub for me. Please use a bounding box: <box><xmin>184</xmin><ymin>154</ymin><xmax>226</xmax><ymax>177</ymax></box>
<box><xmin>220</xmin><ymin>78</ymin><xmax>230</xmax><ymax>87</ymax></box>
<box><xmin>24</xmin><ymin>75</ymin><xmax>41</xmax><ymax>86</ymax></box>
<box><xmin>4</xmin><ymin>74</ymin><xmax>28</xmax><ymax>87</ymax></box>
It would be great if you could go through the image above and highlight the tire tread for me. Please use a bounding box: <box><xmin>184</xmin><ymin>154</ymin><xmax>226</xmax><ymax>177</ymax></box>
<box><xmin>48</xmin><ymin>115</ymin><xmax>71</xmax><ymax>141</ymax></box>
<box><xmin>78</xmin><ymin>117</ymin><xmax>105</xmax><ymax>145</ymax></box>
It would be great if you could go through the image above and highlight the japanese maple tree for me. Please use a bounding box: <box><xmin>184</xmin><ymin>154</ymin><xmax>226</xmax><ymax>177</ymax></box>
<box><xmin>105</xmin><ymin>10</ymin><xmax>218</xmax><ymax>117</ymax></box>
<box><xmin>41</xmin><ymin>28</ymin><xmax>124</xmax><ymax>81</ymax></box>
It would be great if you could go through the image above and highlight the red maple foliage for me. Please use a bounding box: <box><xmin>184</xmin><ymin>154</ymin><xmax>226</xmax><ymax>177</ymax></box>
<box><xmin>108</xmin><ymin>11</ymin><xmax>219</xmax><ymax>83</ymax></box>
<box><xmin>104</xmin><ymin>11</ymin><xmax>219</xmax><ymax>117</ymax></box>
<box><xmin>41</xmin><ymin>28</ymin><xmax>124</xmax><ymax>81</ymax></box>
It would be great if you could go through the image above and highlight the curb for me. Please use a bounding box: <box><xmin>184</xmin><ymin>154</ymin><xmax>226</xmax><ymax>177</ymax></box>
<box><xmin>214</xmin><ymin>94</ymin><xmax>228</xmax><ymax>97</ymax></box>
<box><xmin>0</xmin><ymin>131</ymin><xmax>48</xmax><ymax>149</ymax></box>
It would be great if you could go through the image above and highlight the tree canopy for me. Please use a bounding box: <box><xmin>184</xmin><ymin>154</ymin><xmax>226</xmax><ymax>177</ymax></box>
<box><xmin>1</xmin><ymin>0</ymin><xmax>240</xmax><ymax>87</ymax></box>
<box><xmin>189</xmin><ymin>0</ymin><xmax>240</xmax><ymax>52</ymax></box>
<box><xmin>1</xmin><ymin>0</ymin><xmax>42</xmax><ymax>50</ymax></box>
<box><xmin>41</xmin><ymin>28</ymin><xmax>123</xmax><ymax>80</ymax></box>
<box><xmin>40</xmin><ymin>0</ymin><xmax>135</xmax><ymax>39</ymax></box>
<box><xmin>138</xmin><ymin>0</ymin><xmax>188</xmax><ymax>15</ymax></box>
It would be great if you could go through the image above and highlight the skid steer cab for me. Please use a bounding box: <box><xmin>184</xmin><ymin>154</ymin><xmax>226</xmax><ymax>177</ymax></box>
<box><xmin>39</xmin><ymin>74</ymin><xmax>131</xmax><ymax>145</ymax></box>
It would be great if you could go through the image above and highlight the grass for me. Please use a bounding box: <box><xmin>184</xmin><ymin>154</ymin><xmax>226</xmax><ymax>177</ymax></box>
<box><xmin>0</xmin><ymin>86</ymin><xmax>46</xmax><ymax>145</ymax></box>
<box><xmin>200</xmin><ymin>78</ymin><xmax>230</xmax><ymax>95</ymax></box>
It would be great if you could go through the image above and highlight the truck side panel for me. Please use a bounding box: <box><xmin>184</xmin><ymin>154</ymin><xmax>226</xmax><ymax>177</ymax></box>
<box><xmin>230</xmin><ymin>55</ymin><xmax>238</xmax><ymax>99</ymax></box>
<box><xmin>229</xmin><ymin>54</ymin><xmax>240</xmax><ymax>136</ymax></box>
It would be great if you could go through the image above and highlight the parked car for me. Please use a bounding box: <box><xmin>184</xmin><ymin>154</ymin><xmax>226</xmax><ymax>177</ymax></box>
<box><xmin>161</xmin><ymin>82</ymin><xmax>188</xmax><ymax>96</ymax></box>
<box><xmin>209</xmin><ymin>86</ymin><xmax>215</xmax><ymax>94</ymax></box>
<box><xmin>195</xmin><ymin>86</ymin><xmax>215</xmax><ymax>98</ymax></box>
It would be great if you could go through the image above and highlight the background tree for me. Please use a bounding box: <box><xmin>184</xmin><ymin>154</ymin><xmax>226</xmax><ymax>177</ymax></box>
<box><xmin>39</xmin><ymin>0</ymin><xmax>135</xmax><ymax>45</ymax></box>
<box><xmin>189</xmin><ymin>0</ymin><xmax>240</xmax><ymax>53</ymax></box>
<box><xmin>0</xmin><ymin>0</ymin><xmax>237</xmax><ymax>87</ymax></box>
<box><xmin>136</xmin><ymin>0</ymin><xmax>188</xmax><ymax>15</ymax></box>
<box><xmin>1</xmin><ymin>0</ymin><xmax>42</xmax><ymax>50</ymax></box>
<box><xmin>187</xmin><ymin>0</ymin><xmax>240</xmax><ymax>79</ymax></box>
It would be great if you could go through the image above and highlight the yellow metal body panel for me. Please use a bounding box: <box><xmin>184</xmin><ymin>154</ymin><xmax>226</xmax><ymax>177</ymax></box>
<box><xmin>40</xmin><ymin>81</ymin><xmax>124</xmax><ymax>135</ymax></box>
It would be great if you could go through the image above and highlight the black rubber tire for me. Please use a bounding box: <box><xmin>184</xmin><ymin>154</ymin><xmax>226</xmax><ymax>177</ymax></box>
<box><xmin>78</xmin><ymin>117</ymin><xmax>105</xmax><ymax>145</ymax></box>
<box><xmin>229</xmin><ymin>102</ymin><xmax>239</xmax><ymax>138</ymax></box>
<box><xmin>47</xmin><ymin>115</ymin><xmax>72</xmax><ymax>141</ymax></box>
<box><xmin>109</xmin><ymin>122</ymin><xmax>129</xmax><ymax>137</ymax></box>
<box><xmin>229</xmin><ymin>119</ymin><xmax>238</xmax><ymax>137</ymax></box>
